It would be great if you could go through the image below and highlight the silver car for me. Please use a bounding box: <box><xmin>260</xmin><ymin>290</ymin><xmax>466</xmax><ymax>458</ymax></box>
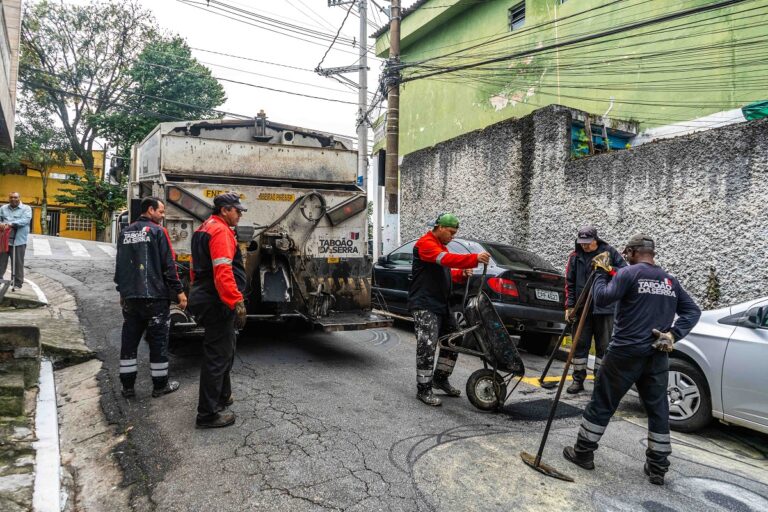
<box><xmin>669</xmin><ymin>296</ymin><xmax>768</xmax><ymax>434</ymax></box>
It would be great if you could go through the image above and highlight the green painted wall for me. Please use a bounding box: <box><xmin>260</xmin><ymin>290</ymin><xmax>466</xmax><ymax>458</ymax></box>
<box><xmin>375</xmin><ymin>0</ymin><xmax>768</xmax><ymax>155</ymax></box>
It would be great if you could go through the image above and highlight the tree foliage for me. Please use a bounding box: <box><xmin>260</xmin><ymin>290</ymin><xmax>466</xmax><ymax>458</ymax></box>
<box><xmin>20</xmin><ymin>0</ymin><xmax>156</xmax><ymax>172</ymax></box>
<box><xmin>54</xmin><ymin>170</ymin><xmax>126</xmax><ymax>233</ymax></box>
<box><xmin>0</xmin><ymin>99</ymin><xmax>74</xmax><ymax>234</ymax></box>
<box><xmin>96</xmin><ymin>36</ymin><xmax>226</xmax><ymax>162</ymax></box>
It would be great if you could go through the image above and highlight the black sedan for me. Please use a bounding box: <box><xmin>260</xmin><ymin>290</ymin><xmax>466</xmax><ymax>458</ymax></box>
<box><xmin>372</xmin><ymin>238</ymin><xmax>567</xmax><ymax>355</ymax></box>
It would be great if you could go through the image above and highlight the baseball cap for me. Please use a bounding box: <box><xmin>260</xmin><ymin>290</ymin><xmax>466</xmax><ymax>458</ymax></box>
<box><xmin>624</xmin><ymin>233</ymin><xmax>655</xmax><ymax>251</ymax></box>
<box><xmin>577</xmin><ymin>225</ymin><xmax>597</xmax><ymax>244</ymax></box>
<box><xmin>214</xmin><ymin>192</ymin><xmax>247</xmax><ymax>212</ymax></box>
<box><xmin>434</xmin><ymin>213</ymin><xmax>459</xmax><ymax>229</ymax></box>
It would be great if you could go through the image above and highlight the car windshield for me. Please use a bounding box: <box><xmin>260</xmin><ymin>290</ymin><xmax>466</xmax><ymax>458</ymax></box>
<box><xmin>480</xmin><ymin>243</ymin><xmax>558</xmax><ymax>272</ymax></box>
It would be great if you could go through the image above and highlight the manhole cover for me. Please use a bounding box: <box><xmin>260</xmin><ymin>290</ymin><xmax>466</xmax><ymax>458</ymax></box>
<box><xmin>502</xmin><ymin>398</ymin><xmax>583</xmax><ymax>421</ymax></box>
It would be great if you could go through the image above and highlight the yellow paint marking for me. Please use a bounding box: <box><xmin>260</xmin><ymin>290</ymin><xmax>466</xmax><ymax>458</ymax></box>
<box><xmin>257</xmin><ymin>192</ymin><xmax>295</xmax><ymax>202</ymax></box>
<box><xmin>521</xmin><ymin>375</ymin><xmax>594</xmax><ymax>388</ymax></box>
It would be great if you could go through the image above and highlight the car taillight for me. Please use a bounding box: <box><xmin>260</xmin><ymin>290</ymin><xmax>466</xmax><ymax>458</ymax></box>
<box><xmin>487</xmin><ymin>277</ymin><xmax>519</xmax><ymax>297</ymax></box>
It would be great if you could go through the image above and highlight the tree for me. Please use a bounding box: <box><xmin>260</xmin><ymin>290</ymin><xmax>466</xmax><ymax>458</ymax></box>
<box><xmin>54</xmin><ymin>170</ymin><xmax>126</xmax><ymax>237</ymax></box>
<box><xmin>0</xmin><ymin>99</ymin><xmax>73</xmax><ymax>235</ymax></box>
<box><xmin>20</xmin><ymin>0</ymin><xmax>156</xmax><ymax>173</ymax></box>
<box><xmin>96</xmin><ymin>36</ymin><xmax>226</xmax><ymax>163</ymax></box>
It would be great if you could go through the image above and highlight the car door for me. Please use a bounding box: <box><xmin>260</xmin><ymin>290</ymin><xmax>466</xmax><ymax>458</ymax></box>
<box><xmin>721</xmin><ymin>299</ymin><xmax>768</xmax><ymax>428</ymax></box>
<box><xmin>372</xmin><ymin>241</ymin><xmax>416</xmax><ymax>314</ymax></box>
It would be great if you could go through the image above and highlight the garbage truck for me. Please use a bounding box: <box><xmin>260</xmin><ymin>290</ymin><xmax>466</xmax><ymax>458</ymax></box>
<box><xmin>127</xmin><ymin>112</ymin><xmax>391</xmax><ymax>335</ymax></box>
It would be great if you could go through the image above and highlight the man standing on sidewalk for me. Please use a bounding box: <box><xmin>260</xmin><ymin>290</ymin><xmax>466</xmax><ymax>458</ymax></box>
<box><xmin>408</xmin><ymin>213</ymin><xmax>490</xmax><ymax>406</ymax></box>
<box><xmin>115</xmin><ymin>197</ymin><xmax>187</xmax><ymax>399</ymax></box>
<box><xmin>188</xmin><ymin>193</ymin><xmax>248</xmax><ymax>429</ymax></box>
<box><xmin>0</xmin><ymin>192</ymin><xmax>33</xmax><ymax>289</ymax></box>
<box><xmin>562</xmin><ymin>234</ymin><xmax>701</xmax><ymax>485</ymax></box>
<box><xmin>564</xmin><ymin>226</ymin><xmax>626</xmax><ymax>394</ymax></box>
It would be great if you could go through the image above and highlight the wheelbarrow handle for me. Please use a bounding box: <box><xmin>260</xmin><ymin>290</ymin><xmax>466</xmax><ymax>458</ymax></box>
<box><xmin>461</xmin><ymin>263</ymin><xmax>488</xmax><ymax>306</ymax></box>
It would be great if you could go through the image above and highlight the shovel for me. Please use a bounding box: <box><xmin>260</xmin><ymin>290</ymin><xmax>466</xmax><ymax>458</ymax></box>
<box><xmin>538</xmin><ymin>271</ymin><xmax>597</xmax><ymax>389</ymax></box>
<box><xmin>520</xmin><ymin>288</ymin><xmax>593</xmax><ymax>482</ymax></box>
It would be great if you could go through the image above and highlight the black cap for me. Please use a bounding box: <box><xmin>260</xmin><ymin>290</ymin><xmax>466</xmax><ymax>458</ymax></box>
<box><xmin>214</xmin><ymin>192</ymin><xmax>247</xmax><ymax>212</ymax></box>
<box><xmin>624</xmin><ymin>233</ymin><xmax>654</xmax><ymax>251</ymax></box>
<box><xmin>577</xmin><ymin>225</ymin><xmax>597</xmax><ymax>244</ymax></box>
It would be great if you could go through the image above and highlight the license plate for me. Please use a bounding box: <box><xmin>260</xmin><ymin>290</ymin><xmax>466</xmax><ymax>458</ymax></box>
<box><xmin>535</xmin><ymin>289</ymin><xmax>559</xmax><ymax>302</ymax></box>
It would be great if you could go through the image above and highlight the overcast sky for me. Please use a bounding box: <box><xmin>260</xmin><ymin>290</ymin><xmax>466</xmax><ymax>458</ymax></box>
<box><xmin>131</xmin><ymin>0</ymin><xmax>398</xmax><ymax>147</ymax></box>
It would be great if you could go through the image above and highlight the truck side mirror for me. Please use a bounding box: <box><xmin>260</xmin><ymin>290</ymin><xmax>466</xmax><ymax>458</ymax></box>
<box><xmin>377</xmin><ymin>255</ymin><xmax>388</xmax><ymax>266</ymax></box>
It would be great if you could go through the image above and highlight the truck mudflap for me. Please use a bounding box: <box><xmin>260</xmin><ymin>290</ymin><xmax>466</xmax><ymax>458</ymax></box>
<box><xmin>312</xmin><ymin>310</ymin><xmax>393</xmax><ymax>332</ymax></box>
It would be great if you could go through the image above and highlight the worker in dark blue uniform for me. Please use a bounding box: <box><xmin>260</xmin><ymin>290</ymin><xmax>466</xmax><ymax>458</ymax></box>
<box><xmin>562</xmin><ymin>234</ymin><xmax>701</xmax><ymax>485</ymax></box>
<box><xmin>564</xmin><ymin>225</ymin><xmax>626</xmax><ymax>393</ymax></box>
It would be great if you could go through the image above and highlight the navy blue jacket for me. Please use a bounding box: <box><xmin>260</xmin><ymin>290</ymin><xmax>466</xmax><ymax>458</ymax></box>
<box><xmin>565</xmin><ymin>239</ymin><xmax>626</xmax><ymax>314</ymax></box>
<box><xmin>114</xmin><ymin>216</ymin><xmax>183</xmax><ymax>300</ymax></box>
<box><xmin>593</xmin><ymin>262</ymin><xmax>701</xmax><ymax>356</ymax></box>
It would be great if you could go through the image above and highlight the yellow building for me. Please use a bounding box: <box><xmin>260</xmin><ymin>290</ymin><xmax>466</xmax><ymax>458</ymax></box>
<box><xmin>0</xmin><ymin>151</ymin><xmax>105</xmax><ymax>240</ymax></box>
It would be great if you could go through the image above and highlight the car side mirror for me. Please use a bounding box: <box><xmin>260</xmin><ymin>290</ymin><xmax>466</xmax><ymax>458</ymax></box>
<box><xmin>377</xmin><ymin>256</ymin><xmax>388</xmax><ymax>266</ymax></box>
<box><xmin>739</xmin><ymin>306</ymin><xmax>765</xmax><ymax>329</ymax></box>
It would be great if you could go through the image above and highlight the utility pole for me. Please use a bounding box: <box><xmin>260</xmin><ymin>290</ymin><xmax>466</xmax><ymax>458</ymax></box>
<box><xmin>357</xmin><ymin>0</ymin><xmax>368</xmax><ymax>189</ymax></box>
<box><xmin>320</xmin><ymin>1</ymin><xmax>369</xmax><ymax>188</ymax></box>
<box><xmin>384</xmin><ymin>0</ymin><xmax>400</xmax><ymax>214</ymax></box>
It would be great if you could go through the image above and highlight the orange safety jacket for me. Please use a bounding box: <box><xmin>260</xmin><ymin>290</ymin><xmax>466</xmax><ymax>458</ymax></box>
<box><xmin>189</xmin><ymin>215</ymin><xmax>245</xmax><ymax>309</ymax></box>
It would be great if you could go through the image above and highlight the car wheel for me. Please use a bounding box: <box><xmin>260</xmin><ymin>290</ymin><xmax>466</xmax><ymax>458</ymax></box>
<box><xmin>519</xmin><ymin>333</ymin><xmax>560</xmax><ymax>356</ymax></box>
<box><xmin>466</xmin><ymin>369</ymin><xmax>507</xmax><ymax>411</ymax></box>
<box><xmin>668</xmin><ymin>358</ymin><xmax>712</xmax><ymax>433</ymax></box>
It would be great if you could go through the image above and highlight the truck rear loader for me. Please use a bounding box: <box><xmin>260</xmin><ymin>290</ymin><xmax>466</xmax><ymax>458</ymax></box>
<box><xmin>128</xmin><ymin>112</ymin><xmax>391</xmax><ymax>335</ymax></box>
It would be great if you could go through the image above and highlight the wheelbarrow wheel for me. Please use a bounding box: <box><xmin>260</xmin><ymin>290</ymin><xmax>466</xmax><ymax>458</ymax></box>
<box><xmin>466</xmin><ymin>369</ymin><xmax>507</xmax><ymax>411</ymax></box>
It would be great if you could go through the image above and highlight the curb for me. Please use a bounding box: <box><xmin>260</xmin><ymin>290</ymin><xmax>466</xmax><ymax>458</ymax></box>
<box><xmin>33</xmin><ymin>360</ymin><xmax>61</xmax><ymax>512</ymax></box>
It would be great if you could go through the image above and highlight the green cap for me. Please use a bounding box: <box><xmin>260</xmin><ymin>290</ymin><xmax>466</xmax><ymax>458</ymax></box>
<box><xmin>435</xmin><ymin>213</ymin><xmax>460</xmax><ymax>229</ymax></box>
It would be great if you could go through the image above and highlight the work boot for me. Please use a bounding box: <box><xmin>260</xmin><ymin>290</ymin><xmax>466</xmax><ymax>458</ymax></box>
<box><xmin>152</xmin><ymin>381</ymin><xmax>180</xmax><ymax>398</ymax></box>
<box><xmin>566</xmin><ymin>379</ymin><xmax>585</xmax><ymax>394</ymax></box>
<box><xmin>644</xmin><ymin>463</ymin><xmax>665</xmax><ymax>485</ymax></box>
<box><xmin>562</xmin><ymin>446</ymin><xmax>595</xmax><ymax>470</ymax></box>
<box><xmin>196</xmin><ymin>410</ymin><xmax>236</xmax><ymax>429</ymax></box>
<box><xmin>121</xmin><ymin>387</ymin><xmax>136</xmax><ymax>399</ymax></box>
<box><xmin>433</xmin><ymin>377</ymin><xmax>461</xmax><ymax>397</ymax></box>
<box><xmin>417</xmin><ymin>389</ymin><xmax>442</xmax><ymax>407</ymax></box>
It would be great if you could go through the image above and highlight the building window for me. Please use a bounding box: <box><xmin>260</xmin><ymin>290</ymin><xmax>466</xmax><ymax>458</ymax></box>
<box><xmin>66</xmin><ymin>213</ymin><xmax>93</xmax><ymax>232</ymax></box>
<box><xmin>508</xmin><ymin>2</ymin><xmax>525</xmax><ymax>31</ymax></box>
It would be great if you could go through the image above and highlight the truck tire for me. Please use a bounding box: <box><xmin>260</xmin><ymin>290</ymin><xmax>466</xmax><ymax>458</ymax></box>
<box><xmin>668</xmin><ymin>358</ymin><xmax>712</xmax><ymax>433</ymax></box>
<box><xmin>519</xmin><ymin>333</ymin><xmax>561</xmax><ymax>356</ymax></box>
<box><xmin>466</xmin><ymin>369</ymin><xmax>507</xmax><ymax>411</ymax></box>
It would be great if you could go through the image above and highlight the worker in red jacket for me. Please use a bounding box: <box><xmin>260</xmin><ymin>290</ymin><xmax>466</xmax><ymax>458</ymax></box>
<box><xmin>188</xmin><ymin>193</ymin><xmax>248</xmax><ymax>429</ymax></box>
<box><xmin>408</xmin><ymin>213</ymin><xmax>490</xmax><ymax>406</ymax></box>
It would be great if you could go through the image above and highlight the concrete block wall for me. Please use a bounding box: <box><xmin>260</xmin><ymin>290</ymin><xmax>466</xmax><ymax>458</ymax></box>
<box><xmin>400</xmin><ymin>105</ymin><xmax>768</xmax><ymax>307</ymax></box>
<box><xmin>0</xmin><ymin>326</ymin><xmax>40</xmax><ymax>416</ymax></box>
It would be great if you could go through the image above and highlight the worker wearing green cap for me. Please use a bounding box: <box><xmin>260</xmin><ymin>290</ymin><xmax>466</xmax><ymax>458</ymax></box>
<box><xmin>408</xmin><ymin>213</ymin><xmax>491</xmax><ymax>406</ymax></box>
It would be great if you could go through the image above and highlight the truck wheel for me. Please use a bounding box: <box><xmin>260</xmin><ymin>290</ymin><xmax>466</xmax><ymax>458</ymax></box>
<box><xmin>520</xmin><ymin>333</ymin><xmax>560</xmax><ymax>356</ymax></box>
<box><xmin>466</xmin><ymin>369</ymin><xmax>507</xmax><ymax>411</ymax></box>
<box><xmin>668</xmin><ymin>358</ymin><xmax>712</xmax><ymax>433</ymax></box>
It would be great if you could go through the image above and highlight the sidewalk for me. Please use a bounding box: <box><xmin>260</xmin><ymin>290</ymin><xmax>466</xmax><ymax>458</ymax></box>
<box><xmin>0</xmin><ymin>271</ymin><xmax>117</xmax><ymax>511</ymax></box>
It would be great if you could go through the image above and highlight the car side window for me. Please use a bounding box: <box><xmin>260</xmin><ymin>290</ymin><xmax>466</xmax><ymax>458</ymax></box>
<box><xmin>388</xmin><ymin>241</ymin><xmax>416</xmax><ymax>266</ymax></box>
<box><xmin>448</xmin><ymin>241</ymin><xmax>469</xmax><ymax>254</ymax></box>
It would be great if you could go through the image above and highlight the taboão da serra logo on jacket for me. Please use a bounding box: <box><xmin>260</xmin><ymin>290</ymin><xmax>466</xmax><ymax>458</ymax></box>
<box><xmin>318</xmin><ymin>232</ymin><xmax>361</xmax><ymax>254</ymax></box>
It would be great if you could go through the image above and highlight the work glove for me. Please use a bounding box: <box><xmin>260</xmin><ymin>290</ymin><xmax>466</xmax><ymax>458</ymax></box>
<box><xmin>651</xmin><ymin>329</ymin><xmax>675</xmax><ymax>352</ymax></box>
<box><xmin>591</xmin><ymin>251</ymin><xmax>613</xmax><ymax>274</ymax></box>
<box><xmin>234</xmin><ymin>300</ymin><xmax>247</xmax><ymax>330</ymax></box>
<box><xmin>565</xmin><ymin>308</ymin><xmax>574</xmax><ymax>322</ymax></box>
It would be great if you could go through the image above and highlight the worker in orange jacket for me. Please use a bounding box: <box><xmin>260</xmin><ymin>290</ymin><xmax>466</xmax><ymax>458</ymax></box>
<box><xmin>189</xmin><ymin>193</ymin><xmax>248</xmax><ymax>428</ymax></box>
<box><xmin>408</xmin><ymin>213</ymin><xmax>490</xmax><ymax>406</ymax></box>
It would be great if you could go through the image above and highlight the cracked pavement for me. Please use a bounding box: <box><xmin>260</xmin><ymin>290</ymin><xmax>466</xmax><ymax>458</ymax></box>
<box><xmin>27</xmin><ymin>254</ymin><xmax>768</xmax><ymax>511</ymax></box>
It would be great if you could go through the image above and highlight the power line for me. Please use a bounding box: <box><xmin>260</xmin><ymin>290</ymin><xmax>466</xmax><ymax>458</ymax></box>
<box><xmin>316</xmin><ymin>1</ymin><xmax>358</xmax><ymax>72</ymax></box>
<box><xmin>189</xmin><ymin>47</ymin><xmax>315</xmax><ymax>72</ymax></box>
<box><xmin>400</xmin><ymin>0</ymin><xmax>751</xmax><ymax>83</ymax></box>
<box><xmin>176</xmin><ymin>0</ymin><xmax>367</xmax><ymax>58</ymax></box>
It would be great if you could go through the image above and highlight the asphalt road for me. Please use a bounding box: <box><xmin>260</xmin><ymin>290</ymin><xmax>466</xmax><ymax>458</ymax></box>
<box><xmin>26</xmin><ymin>236</ymin><xmax>768</xmax><ymax>511</ymax></box>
